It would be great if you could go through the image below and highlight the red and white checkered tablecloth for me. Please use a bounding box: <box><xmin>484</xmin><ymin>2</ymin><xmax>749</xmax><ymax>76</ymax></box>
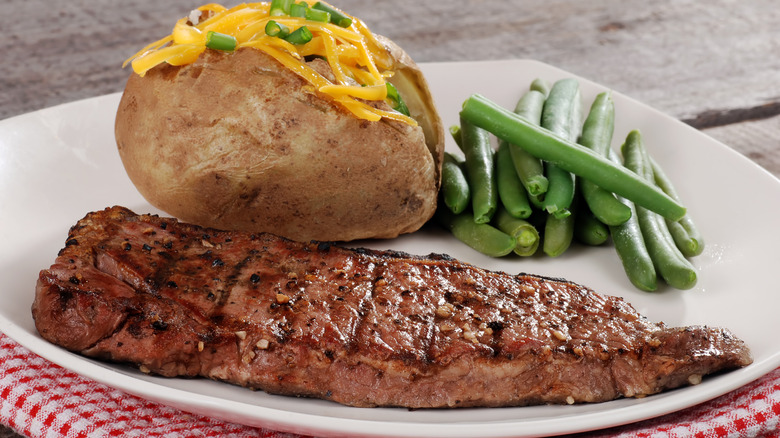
<box><xmin>1</xmin><ymin>332</ymin><xmax>778</xmax><ymax>438</ymax></box>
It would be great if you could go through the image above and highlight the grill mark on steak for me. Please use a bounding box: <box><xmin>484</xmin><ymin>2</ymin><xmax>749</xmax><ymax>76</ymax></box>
<box><xmin>32</xmin><ymin>206</ymin><xmax>753</xmax><ymax>408</ymax></box>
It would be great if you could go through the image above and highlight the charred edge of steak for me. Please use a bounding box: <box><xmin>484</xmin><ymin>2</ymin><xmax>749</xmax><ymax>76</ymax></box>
<box><xmin>32</xmin><ymin>206</ymin><xmax>753</xmax><ymax>408</ymax></box>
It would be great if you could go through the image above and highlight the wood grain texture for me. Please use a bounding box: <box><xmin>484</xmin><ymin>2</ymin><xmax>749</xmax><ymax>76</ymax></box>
<box><xmin>0</xmin><ymin>1</ymin><xmax>778</xmax><ymax>437</ymax></box>
<box><xmin>3</xmin><ymin>0</ymin><xmax>780</xmax><ymax>124</ymax></box>
<box><xmin>704</xmin><ymin>115</ymin><xmax>780</xmax><ymax>177</ymax></box>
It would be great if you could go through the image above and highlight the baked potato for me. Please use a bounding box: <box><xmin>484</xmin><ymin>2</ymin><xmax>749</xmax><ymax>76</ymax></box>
<box><xmin>115</xmin><ymin>2</ymin><xmax>444</xmax><ymax>242</ymax></box>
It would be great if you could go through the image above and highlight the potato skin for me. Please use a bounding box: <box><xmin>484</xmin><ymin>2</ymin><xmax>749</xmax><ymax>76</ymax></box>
<box><xmin>115</xmin><ymin>46</ymin><xmax>442</xmax><ymax>242</ymax></box>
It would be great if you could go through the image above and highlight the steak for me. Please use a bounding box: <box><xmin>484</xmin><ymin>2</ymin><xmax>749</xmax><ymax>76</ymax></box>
<box><xmin>32</xmin><ymin>206</ymin><xmax>752</xmax><ymax>408</ymax></box>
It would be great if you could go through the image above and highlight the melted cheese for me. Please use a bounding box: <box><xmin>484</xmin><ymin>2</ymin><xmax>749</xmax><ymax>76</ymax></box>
<box><xmin>124</xmin><ymin>1</ymin><xmax>416</xmax><ymax>126</ymax></box>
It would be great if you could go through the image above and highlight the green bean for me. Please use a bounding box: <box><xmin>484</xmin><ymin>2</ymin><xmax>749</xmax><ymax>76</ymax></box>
<box><xmin>610</xmin><ymin>198</ymin><xmax>658</xmax><ymax>291</ymax></box>
<box><xmin>528</xmin><ymin>193</ymin><xmax>545</xmax><ymax>210</ymax></box>
<box><xmin>543</xmin><ymin>212</ymin><xmax>575</xmax><ymax>257</ymax></box>
<box><xmin>541</xmin><ymin>79</ymin><xmax>583</xmax><ymax>143</ymax></box>
<box><xmin>540</xmin><ymin>79</ymin><xmax>582</xmax><ymax>217</ymax></box>
<box><xmin>459</xmin><ymin>94</ymin><xmax>686</xmax><ymax>221</ymax></box>
<box><xmin>580</xmin><ymin>180</ymin><xmax>631</xmax><ymax>224</ymax></box>
<box><xmin>666</xmin><ymin>221</ymin><xmax>701</xmax><ymax>258</ymax></box>
<box><xmin>441</xmin><ymin>152</ymin><xmax>471</xmax><ymax>214</ymax></box>
<box><xmin>435</xmin><ymin>207</ymin><xmax>516</xmax><ymax>257</ymax></box>
<box><xmin>508</xmin><ymin>146</ymin><xmax>548</xmax><ymax>196</ymax></box>
<box><xmin>637</xmin><ymin>202</ymin><xmax>697</xmax><ymax>290</ymax></box>
<box><xmin>514</xmin><ymin>89</ymin><xmax>546</xmax><ymax>124</ymax></box>
<box><xmin>606</xmin><ymin>149</ymin><xmax>657</xmax><ymax>292</ymax></box>
<box><xmin>494</xmin><ymin>206</ymin><xmax>540</xmax><ymax>256</ymax></box>
<box><xmin>460</xmin><ymin>116</ymin><xmax>498</xmax><ymax>224</ymax></box>
<box><xmin>580</xmin><ymin>178</ymin><xmax>631</xmax><ymax>225</ymax></box>
<box><xmin>622</xmin><ymin>130</ymin><xmax>697</xmax><ymax>290</ymax></box>
<box><xmin>496</xmin><ymin>140</ymin><xmax>532</xmax><ymax>219</ymax></box>
<box><xmin>542</xmin><ymin>165</ymin><xmax>574</xmax><ymax>218</ymax></box>
<box><xmin>574</xmin><ymin>209</ymin><xmax>609</xmax><ymax>246</ymax></box>
<box><xmin>508</xmin><ymin>89</ymin><xmax>548</xmax><ymax>196</ymax></box>
<box><xmin>578</xmin><ymin>91</ymin><xmax>632</xmax><ymax>226</ymax></box>
<box><xmin>650</xmin><ymin>157</ymin><xmax>704</xmax><ymax>257</ymax></box>
<box><xmin>449</xmin><ymin>125</ymin><xmax>463</xmax><ymax>152</ymax></box>
<box><xmin>530</xmin><ymin>78</ymin><xmax>551</xmax><ymax>97</ymax></box>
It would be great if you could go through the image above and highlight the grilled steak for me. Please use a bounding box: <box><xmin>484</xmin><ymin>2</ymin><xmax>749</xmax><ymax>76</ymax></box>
<box><xmin>32</xmin><ymin>206</ymin><xmax>752</xmax><ymax>408</ymax></box>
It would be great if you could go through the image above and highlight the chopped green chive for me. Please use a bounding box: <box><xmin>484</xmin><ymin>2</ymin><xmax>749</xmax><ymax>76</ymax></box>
<box><xmin>283</xmin><ymin>26</ymin><xmax>313</xmax><ymax>45</ymax></box>
<box><xmin>289</xmin><ymin>2</ymin><xmax>308</xmax><ymax>17</ymax></box>
<box><xmin>265</xmin><ymin>20</ymin><xmax>290</xmax><ymax>38</ymax></box>
<box><xmin>386</xmin><ymin>82</ymin><xmax>410</xmax><ymax>116</ymax></box>
<box><xmin>312</xmin><ymin>2</ymin><xmax>353</xmax><ymax>27</ymax></box>
<box><xmin>305</xmin><ymin>8</ymin><xmax>331</xmax><ymax>23</ymax></box>
<box><xmin>270</xmin><ymin>0</ymin><xmax>293</xmax><ymax>16</ymax></box>
<box><xmin>205</xmin><ymin>31</ymin><xmax>237</xmax><ymax>51</ymax></box>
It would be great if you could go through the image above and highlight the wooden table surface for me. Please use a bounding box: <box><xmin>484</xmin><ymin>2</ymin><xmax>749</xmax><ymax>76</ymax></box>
<box><xmin>1</xmin><ymin>1</ymin><xmax>778</xmax><ymax>437</ymax></box>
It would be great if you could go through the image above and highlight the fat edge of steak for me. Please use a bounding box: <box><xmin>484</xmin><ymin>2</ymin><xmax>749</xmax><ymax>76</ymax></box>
<box><xmin>32</xmin><ymin>206</ymin><xmax>753</xmax><ymax>408</ymax></box>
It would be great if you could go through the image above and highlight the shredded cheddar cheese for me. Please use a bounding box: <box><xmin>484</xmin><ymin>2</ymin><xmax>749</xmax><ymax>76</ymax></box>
<box><xmin>123</xmin><ymin>1</ymin><xmax>416</xmax><ymax>126</ymax></box>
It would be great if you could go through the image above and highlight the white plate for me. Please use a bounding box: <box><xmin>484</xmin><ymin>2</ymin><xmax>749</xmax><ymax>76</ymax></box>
<box><xmin>1</xmin><ymin>59</ymin><xmax>779</xmax><ymax>438</ymax></box>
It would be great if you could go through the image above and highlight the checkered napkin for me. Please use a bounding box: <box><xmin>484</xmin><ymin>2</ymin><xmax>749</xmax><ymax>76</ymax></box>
<box><xmin>1</xmin><ymin>332</ymin><xmax>778</xmax><ymax>438</ymax></box>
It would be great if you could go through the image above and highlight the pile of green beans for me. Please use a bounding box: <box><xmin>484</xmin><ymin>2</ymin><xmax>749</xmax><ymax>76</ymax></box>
<box><xmin>436</xmin><ymin>77</ymin><xmax>704</xmax><ymax>291</ymax></box>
